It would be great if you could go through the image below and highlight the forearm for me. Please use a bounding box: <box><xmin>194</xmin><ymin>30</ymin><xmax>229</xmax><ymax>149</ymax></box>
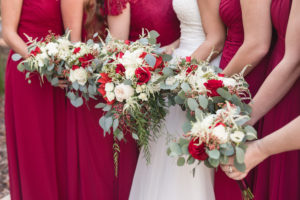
<box><xmin>3</xmin><ymin>30</ymin><xmax>28</xmax><ymax>58</ymax></box>
<box><xmin>192</xmin><ymin>38</ymin><xmax>224</xmax><ymax>62</ymax></box>
<box><xmin>222</xmin><ymin>41</ymin><xmax>268</xmax><ymax>76</ymax></box>
<box><xmin>61</xmin><ymin>0</ymin><xmax>84</xmax><ymax>42</ymax></box>
<box><xmin>249</xmin><ymin>58</ymin><xmax>300</xmax><ymax>124</ymax></box>
<box><xmin>258</xmin><ymin>116</ymin><xmax>300</xmax><ymax>157</ymax></box>
<box><xmin>107</xmin><ymin>2</ymin><xmax>130</xmax><ymax>40</ymax></box>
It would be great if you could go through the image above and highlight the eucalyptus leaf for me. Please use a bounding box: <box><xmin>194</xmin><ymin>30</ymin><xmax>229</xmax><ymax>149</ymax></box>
<box><xmin>235</xmin><ymin>146</ymin><xmax>245</xmax><ymax>164</ymax></box>
<box><xmin>195</xmin><ymin>108</ymin><xmax>204</xmax><ymax>121</ymax></box>
<box><xmin>132</xmin><ymin>133</ymin><xmax>139</xmax><ymax>140</ymax></box>
<box><xmin>95</xmin><ymin>103</ymin><xmax>106</xmax><ymax>109</ymax></box>
<box><xmin>181</xmin><ymin>144</ymin><xmax>189</xmax><ymax>155</ymax></box>
<box><xmin>113</xmin><ymin>119</ymin><xmax>119</xmax><ymax>131</ymax></box>
<box><xmin>162</xmin><ymin>67</ymin><xmax>174</xmax><ymax>76</ymax></box>
<box><xmin>208</xmin><ymin>158</ymin><xmax>220</xmax><ymax>168</ymax></box>
<box><xmin>17</xmin><ymin>63</ymin><xmax>25</xmax><ymax>72</ymax></box>
<box><xmin>71</xmin><ymin>97</ymin><xmax>84</xmax><ymax>108</ymax></box>
<box><xmin>161</xmin><ymin>54</ymin><xmax>173</xmax><ymax>62</ymax></box>
<box><xmin>198</xmin><ymin>95</ymin><xmax>208</xmax><ymax>109</ymax></box>
<box><xmin>217</xmin><ymin>88</ymin><xmax>232</xmax><ymax>100</ymax></box>
<box><xmin>187</xmin><ymin>98</ymin><xmax>199</xmax><ymax>111</ymax></box>
<box><xmin>104</xmin><ymin>117</ymin><xmax>113</xmax><ymax>132</ymax></box>
<box><xmin>169</xmin><ymin>142</ymin><xmax>182</xmax><ymax>156</ymax></box>
<box><xmin>177</xmin><ymin>157</ymin><xmax>185</xmax><ymax>166</ymax></box>
<box><xmin>145</xmin><ymin>54</ymin><xmax>156</xmax><ymax>67</ymax></box>
<box><xmin>123</xmin><ymin>79</ymin><xmax>132</xmax><ymax>85</ymax></box>
<box><xmin>72</xmin><ymin>81</ymin><xmax>79</xmax><ymax>90</ymax></box>
<box><xmin>220</xmin><ymin>155</ymin><xmax>229</xmax><ymax>164</ymax></box>
<box><xmin>12</xmin><ymin>54</ymin><xmax>22</xmax><ymax>61</ymax></box>
<box><xmin>182</xmin><ymin>121</ymin><xmax>192</xmax><ymax>134</ymax></box>
<box><xmin>175</xmin><ymin>96</ymin><xmax>185</xmax><ymax>105</ymax></box>
<box><xmin>207</xmin><ymin>149</ymin><xmax>221</xmax><ymax>160</ymax></box>
<box><xmin>67</xmin><ymin>91</ymin><xmax>76</xmax><ymax>101</ymax></box>
<box><xmin>187</xmin><ymin>156</ymin><xmax>195</xmax><ymax>165</ymax></box>
<box><xmin>47</xmin><ymin>64</ymin><xmax>55</xmax><ymax>71</ymax></box>
<box><xmin>51</xmin><ymin>77</ymin><xmax>59</xmax><ymax>86</ymax></box>
<box><xmin>234</xmin><ymin>158</ymin><xmax>246</xmax><ymax>172</ymax></box>
<box><xmin>149</xmin><ymin>30</ymin><xmax>160</xmax><ymax>39</ymax></box>
<box><xmin>103</xmin><ymin>104</ymin><xmax>112</xmax><ymax>112</ymax></box>
<box><xmin>181</xmin><ymin>82</ymin><xmax>191</xmax><ymax>93</ymax></box>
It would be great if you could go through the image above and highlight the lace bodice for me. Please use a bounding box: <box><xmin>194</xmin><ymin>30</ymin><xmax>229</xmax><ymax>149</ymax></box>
<box><xmin>173</xmin><ymin>0</ymin><xmax>206</xmax><ymax>53</ymax></box>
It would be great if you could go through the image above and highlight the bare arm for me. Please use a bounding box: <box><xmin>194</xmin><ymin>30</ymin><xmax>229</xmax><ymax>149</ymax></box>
<box><xmin>221</xmin><ymin>116</ymin><xmax>300</xmax><ymax>180</ymax></box>
<box><xmin>107</xmin><ymin>2</ymin><xmax>130</xmax><ymax>40</ymax></box>
<box><xmin>191</xmin><ymin>0</ymin><xmax>225</xmax><ymax>62</ymax></box>
<box><xmin>61</xmin><ymin>0</ymin><xmax>84</xmax><ymax>42</ymax></box>
<box><xmin>2</xmin><ymin>0</ymin><xmax>29</xmax><ymax>58</ymax></box>
<box><xmin>249</xmin><ymin>0</ymin><xmax>300</xmax><ymax>125</ymax></box>
<box><xmin>222</xmin><ymin>0</ymin><xmax>272</xmax><ymax>76</ymax></box>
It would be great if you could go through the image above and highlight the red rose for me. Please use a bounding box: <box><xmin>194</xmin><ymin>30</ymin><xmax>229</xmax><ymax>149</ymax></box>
<box><xmin>125</xmin><ymin>40</ymin><xmax>130</xmax><ymax>45</ymax></box>
<box><xmin>30</xmin><ymin>46</ymin><xmax>41</xmax><ymax>56</ymax></box>
<box><xmin>73</xmin><ymin>47</ymin><xmax>81</xmax><ymax>54</ymax></box>
<box><xmin>116</xmin><ymin>52</ymin><xmax>124</xmax><ymax>58</ymax></box>
<box><xmin>218</xmin><ymin>73</ymin><xmax>225</xmax><ymax>77</ymax></box>
<box><xmin>153</xmin><ymin>56</ymin><xmax>164</xmax><ymax>71</ymax></box>
<box><xmin>204</xmin><ymin>79</ymin><xmax>224</xmax><ymax>97</ymax></box>
<box><xmin>188</xmin><ymin>137</ymin><xmax>208</xmax><ymax>161</ymax></box>
<box><xmin>72</xmin><ymin>65</ymin><xmax>80</xmax><ymax>70</ymax></box>
<box><xmin>97</xmin><ymin>73</ymin><xmax>112</xmax><ymax>84</ymax></box>
<box><xmin>186</xmin><ymin>64</ymin><xmax>198</xmax><ymax>75</ymax></box>
<box><xmin>215</xmin><ymin>122</ymin><xmax>226</xmax><ymax>127</ymax></box>
<box><xmin>186</xmin><ymin>56</ymin><xmax>191</xmax><ymax>63</ymax></box>
<box><xmin>115</xmin><ymin>64</ymin><xmax>125</xmax><ymax>74</ymax></box>
<box><xmin>139</xmin><ymin>52</ymin><xmax>147</xmax><ymax>59</ymax></box>
<box><xmin>135</xmin><ymin>67</ymin><xmax>151</xmax><ymax>85</ymax></box>
<box><xmin>79</xmin><ymin>53</ymin><xmax>95</xmax><ymax>68</ymax></box>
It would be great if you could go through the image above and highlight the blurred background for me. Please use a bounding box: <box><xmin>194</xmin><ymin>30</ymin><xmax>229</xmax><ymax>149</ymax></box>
<box><xmin>0</xmin><ymin>3</ymin><xmax>10</xmax><ymax>199</ymax></box>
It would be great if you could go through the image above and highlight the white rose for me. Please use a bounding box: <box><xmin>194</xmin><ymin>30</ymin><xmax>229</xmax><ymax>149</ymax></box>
<box><xmin>222</xmin><ymin>78</ymin><xmax>237</xmax><ymax>87</ymax></box>
<box><xmin>136</xmin><ymin>85</ymin><xmax>143</xmax><ymax>93</ymax></box>
<box><xmin>138</xmin><ymin>93</ymin><xmax>148</xmax><ymax>101</ymax></box>
<box><xmin>165</xmin><ymin>76</ymin><xmax>176</xmax><ymax>86</ymax></box>
<box><xmin>58</xmin><ymin>39</ymin><xmax>71</xmax><ymax>51</ymax></box>
<box><xmin>93</xmin><ymin>44</ymin><xmax>101</xmax><ymax>52</ymax></box>
<box><xmin>114</xmin><ymin>83</ymin><xmax>134</xmax><ymax>102</ymax></box>
<box><xmin>150</xmin><ymin>73</ymin><xmax>161</xmax><ymax>83</ymax></box>
<box><xmin>230</xmin><ymin>131</ymin><xmax>245</xmax><ymax>143</ymax></box>
<box><xmin>125</xmin><ymin>67</ymin><xmax>136</xmax><ymax>79</ymax></box>
<box><xmin>46</xmin><ymin>42</ymin><xmax>59</xmax><ymax>56</ymax></box>
<box><xmin>212</xmin><ymin>125</ymin><xmax>229</xmax><ymax>144</ymax></box>
<box><xmin>119</xmin><ymin>50</ymin><xmax>143</xmax><ymax>68</ymax></box>
<box><xmin>69</xmin><ymin>67</ymin><xmax>88</xmax><ymax>86</ymax></box>
<box><xmin>105</xmin><ymin>82</ymin><xmax>114</xmax><ymax>92</ymax></box>
<box><xmin>106</xmin><ymin>92</ymin><xmax>115</xmax><ymax>102</ymax></box>
<box><xmin>191</xmin><ymin>114</ymin><xmax>216</xmax><ymax>136</ymax></box>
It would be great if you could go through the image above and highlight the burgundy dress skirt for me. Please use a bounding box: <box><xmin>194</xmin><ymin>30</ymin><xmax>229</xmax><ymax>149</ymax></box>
<box><xmin>5</xmin><ymin>0</ymin><xmax>67</xmax><ymax>199</ymax></box>
<box><xmin>252</xmin><ymin>0</ymin><xmax>300</xmax><ymax>199</ymax></box>
<box><xmin>214</xmin><ymin>0</ymin><xmax>271</xmax><ymax>199</ymax></box>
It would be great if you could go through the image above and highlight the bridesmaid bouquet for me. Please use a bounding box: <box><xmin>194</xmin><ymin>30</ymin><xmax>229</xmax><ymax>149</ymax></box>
<box><xmin>13</xmin><ymin>31</ymin><xmax>102</xmax><ymax>107</ymax></box>
<box><xmin>161</xmin><ymin>57</ymin><xmax>252</xmax><ymax>119</ymax></box>
<box><xmin>167</xmin><ymin>101</ymin><xmax>257</xmax><ymax>172</ymax></box>
<box><xmin>95</xmin><ymin>30</ymin><xmax>172</xmax><ymax>167</ymax></box>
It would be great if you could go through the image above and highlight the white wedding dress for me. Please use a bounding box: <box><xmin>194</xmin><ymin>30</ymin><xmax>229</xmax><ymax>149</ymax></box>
<box><xmin>129</xmin><ymin>0</ymin><xmax>220</xmax><ymax>199</ymax></box>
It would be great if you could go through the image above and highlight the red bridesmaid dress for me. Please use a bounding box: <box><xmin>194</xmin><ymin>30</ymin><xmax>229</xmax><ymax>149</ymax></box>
<box><xmin>214</xmin><ymin>0</ymin><xmax>271</xmax><ymax>199</ymax></box>
<box><xmin>5</xmin><ymin>0</ymin><xmax>67</xmax><ymax>199</ymax></box>
<box><xmin>252</xmin><ymin>0</ymin><xmax>300</xmax><ymax>199</ymax></box>
<box><xmin>64</xmin><ymin>15</ymin><xmax>117</xmax><ymax>200</ymax></box>
<box><xmin>105</xmin><ymin>0</ymin><xmax>180</xmax><ymax>199</ymax></box>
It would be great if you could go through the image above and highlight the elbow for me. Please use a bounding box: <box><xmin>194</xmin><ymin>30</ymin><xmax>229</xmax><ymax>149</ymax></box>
<box><xmin>243</xmin><ymin>39</ymin><xmax>270</xmax><ymax>61</ymax></box>
<box><xmin>206</xmin><ymin>35</ymin><xmax>225</xmax><ymax>55</ymax></box>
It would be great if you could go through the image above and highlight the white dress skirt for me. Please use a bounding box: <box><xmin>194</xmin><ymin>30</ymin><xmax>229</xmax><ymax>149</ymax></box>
<box><xmin>129</xmin><ymin>0</ymin><xmax>221</xmax><ymax>199</ymax></box>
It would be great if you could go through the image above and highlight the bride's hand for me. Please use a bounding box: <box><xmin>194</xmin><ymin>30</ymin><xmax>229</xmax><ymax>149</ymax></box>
<box><xmin>162</xmin><ymin>39</ymin><xmax>180</xmax><ymax>55</ymax></box>
<box><xmin>220</xmin><ymin>140</ymin><xmax>269</xmax><ymax>180</ymax></box>
<box><xmin>162</xmin><ymin>45</ymin><xmax>175</xmax><ymax>55</ymax></box>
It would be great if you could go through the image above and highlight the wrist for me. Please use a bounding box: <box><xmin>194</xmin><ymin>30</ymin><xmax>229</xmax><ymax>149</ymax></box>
<box><xmin>256</xmin><ymin>139</ymin><xmax>271</xmax><ymax>159</ymax></box>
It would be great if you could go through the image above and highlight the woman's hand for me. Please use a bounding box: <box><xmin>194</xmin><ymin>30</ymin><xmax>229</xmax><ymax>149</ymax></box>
<box><xmin>58</xmin><ymin>78</ymin><xmax>68</xmax><ymax>89</ymax></box>
<box><xmin>162</xmin><ymin>39</ymin><xmax>180</xmax><ymax>55</ymax></box>
<box><xmin>220</xmin><ymin>140</ymin><xmax>269</xmax><ymax>180</ymax></box>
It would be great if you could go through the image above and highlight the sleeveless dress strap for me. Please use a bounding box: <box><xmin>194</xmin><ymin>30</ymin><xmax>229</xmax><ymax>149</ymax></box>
<box><xmin>105</xmin><ymin>0</ymin><xmax>137</xmax><ymax>16</ymax></box>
